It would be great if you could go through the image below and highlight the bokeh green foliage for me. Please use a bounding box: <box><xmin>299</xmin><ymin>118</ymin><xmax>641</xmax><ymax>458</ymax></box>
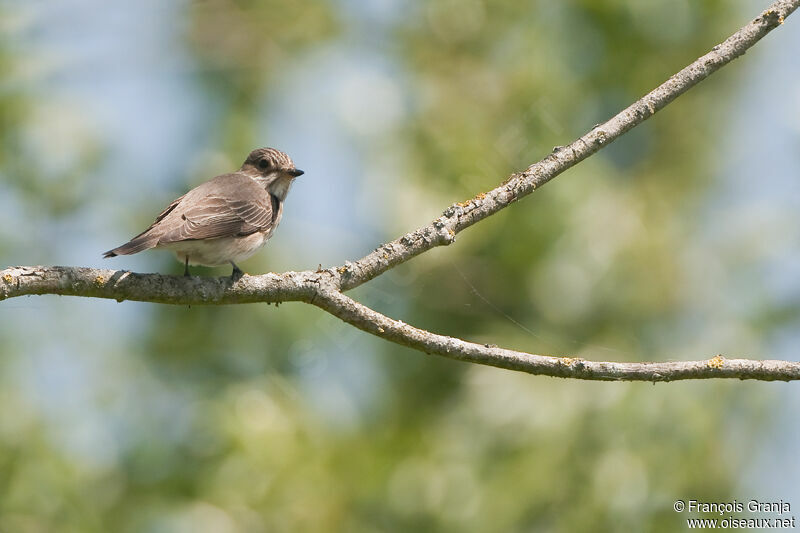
<box><xmin>185</xmin><ymin>0</ymin><xmax>340</xmax><ymax>152</ymax></box>
<box><xmin>0</xmin><ymin>1</ymin><xmax>791</xmax><ymax>532</ymax></box>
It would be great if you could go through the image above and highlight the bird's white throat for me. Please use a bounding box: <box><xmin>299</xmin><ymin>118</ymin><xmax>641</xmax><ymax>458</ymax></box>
<box><xmin>265</xmin><ymin>175</ymin><xmax>294</xmax><ymax>201</ymax></box>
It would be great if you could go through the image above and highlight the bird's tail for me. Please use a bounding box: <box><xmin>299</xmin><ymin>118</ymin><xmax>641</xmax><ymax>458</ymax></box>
<box><xmin>103</xmin><ymin>235</ymin><xmax>159</xmax><ymax>258</ymax></box>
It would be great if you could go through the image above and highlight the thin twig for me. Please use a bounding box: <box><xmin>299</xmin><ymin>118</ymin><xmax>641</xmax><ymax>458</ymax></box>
<box><xmin>311</xmin><ymin>290</ymin><xmax>800</xmax><ymax>382</ymax></box>
<box><xmin>336</xmin><ymin>0</ymin><xmax>799</xmax><ymax>291</ymax></box>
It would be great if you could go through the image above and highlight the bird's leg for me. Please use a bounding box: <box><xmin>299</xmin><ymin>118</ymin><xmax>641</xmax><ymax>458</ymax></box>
<box><xmin>230</xmin><ymin>261</ymin><xmax>243</xmax><ymax>281</ymax></box>
<box><xmin>184</xmin><ymin>256</ymin><xmax>190</xmax><ymax>277</ymax></box>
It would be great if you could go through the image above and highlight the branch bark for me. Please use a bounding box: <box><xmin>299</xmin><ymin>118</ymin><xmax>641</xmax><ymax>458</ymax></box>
<box><xmin>3</xmin><ymin>0</ymin><xmax>799</xmax><ymax>381</ymax></box>
<box><xmin>312</xmin><ymin>290</ymin><xmax>800</xmax><ymax>381</ymax></box>
<box><xmin>337</xmin><ymin>0</ymin><xmax>799</xmax><ymax>291</ymax></box>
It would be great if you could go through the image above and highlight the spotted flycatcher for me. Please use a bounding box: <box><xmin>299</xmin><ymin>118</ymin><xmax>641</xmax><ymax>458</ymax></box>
<box><xmin>104</xmin><ymin>147</ymin><xmax>303</xmax><ymax>279</ymax></box>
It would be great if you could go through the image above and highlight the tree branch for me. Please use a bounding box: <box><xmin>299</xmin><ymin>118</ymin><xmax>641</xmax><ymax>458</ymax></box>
<box><xmin>3</xmin><ymin>0</ymin><xmax>799</xmax><ymax>381</ymax></box>
<box><xmin>4</xmin><ymin>265</ymin><xmax>799</xmax><ymax>381</ymax></box>
<box><xmin>337</xmin><ymin>0</ymin><xmax>799</xmax><ymax>291</ymax></box>
<box><xmin>0</xmin><ymin>265</ymin><xmax>322</xmax><ymax>305</ymax></box>
<box><xmin>312</xmin><ymin>290</ymin><xmax>800</xmax><ymax>382</ymax></box>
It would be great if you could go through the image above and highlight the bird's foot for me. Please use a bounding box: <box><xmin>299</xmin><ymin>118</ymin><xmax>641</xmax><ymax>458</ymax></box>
<box><xmin>230</xmin><ymin>262</ymin><xmax>244</xmax><ymax>281</ymax></box>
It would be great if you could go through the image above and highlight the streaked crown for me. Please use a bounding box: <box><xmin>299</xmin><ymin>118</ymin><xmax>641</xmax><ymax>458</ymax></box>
<box><xmin>241</xmin><ymin>147</ymin><xmax>297</xmax><ymax>175</ymax></box>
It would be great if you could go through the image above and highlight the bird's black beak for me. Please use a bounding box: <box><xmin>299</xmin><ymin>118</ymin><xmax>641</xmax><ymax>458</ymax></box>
<box><xmin>288</xmin><ymin>168</ymin><xmax>304</xmax><ymax>177</ymax></box>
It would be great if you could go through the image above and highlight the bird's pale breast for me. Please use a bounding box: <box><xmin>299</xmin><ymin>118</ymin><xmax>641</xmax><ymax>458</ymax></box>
<box><xmin>161</xmin><ymin>232</ymin><xmax>270</xmax><ymax>267</ymax></box>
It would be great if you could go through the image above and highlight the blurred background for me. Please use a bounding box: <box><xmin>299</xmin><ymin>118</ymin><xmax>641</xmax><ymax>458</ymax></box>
<box><xmin>1</xmin><ymin>0</ymin><xmax>799</xmax><ymax>531</ymax></box>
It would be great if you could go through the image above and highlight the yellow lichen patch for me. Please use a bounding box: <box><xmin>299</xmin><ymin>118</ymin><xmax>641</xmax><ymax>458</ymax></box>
<box><xmin>94</xmin><ymin>275</ymin><xmax>105</xmax><ymax>286</ymax></box>
<box><xmin>2</xmin><ymin>274</ymin><xmax>12</xmax><ymax>283</ymax></box>
<box><xmin>779</xmin><ymin>14</ymin><xmax>785</xmax><ymax>24</ymax></box>
<box><xmin>558</xmin><ymin>357</ymin><xmax>585</xmax><ymax>368</ymax></box>
<box><xmin>337</xmin><ymin>266</ymin><xmax>348</xmax><ymax>274</ymax></box>
<box><xmin>455</xmin><ymin>192</ymin><xmax>486</xmax><ymax>208</ymax></box>
<box><xmin>707</xmin><ymin>354</ymin><xmax>725</xmax><ymax>369</ymax></box>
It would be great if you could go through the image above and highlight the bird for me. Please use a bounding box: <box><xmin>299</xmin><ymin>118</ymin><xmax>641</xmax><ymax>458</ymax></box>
<box><xmin>104</xmin><ymin>147</ymin><xmax>304</xmax><ymax>279</ymax></box>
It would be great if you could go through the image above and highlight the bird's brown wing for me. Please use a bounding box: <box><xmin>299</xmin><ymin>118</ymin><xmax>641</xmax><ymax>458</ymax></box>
<box><xmin>157</xmin><ymin>174</ymin><xmax>273</xmax><ymax>243</ymax></box>
<box><xmin>136</xmin><ymin>194</ymin><xmax>186</xmax><ymax>237</ymax></box>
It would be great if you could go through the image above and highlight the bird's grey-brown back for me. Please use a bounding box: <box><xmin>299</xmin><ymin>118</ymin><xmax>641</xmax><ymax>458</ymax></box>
<box><xmin>103</xmin><ymin>147</ymin><xmax>303</xmax><ymax>275</ymax></box>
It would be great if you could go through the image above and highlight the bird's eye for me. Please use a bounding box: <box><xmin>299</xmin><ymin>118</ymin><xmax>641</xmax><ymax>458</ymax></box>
<box><xmin>258</xmin><ymin>159</ymin><xmax>270</xmax><ymax>169</ymax></box>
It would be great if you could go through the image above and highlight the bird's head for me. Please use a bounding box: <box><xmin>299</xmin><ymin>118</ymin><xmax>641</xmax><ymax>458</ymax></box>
<box><xmin>241</xmin><ymin>147</ymin><xmax>304</xmax><ymax>200</ymax></box>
